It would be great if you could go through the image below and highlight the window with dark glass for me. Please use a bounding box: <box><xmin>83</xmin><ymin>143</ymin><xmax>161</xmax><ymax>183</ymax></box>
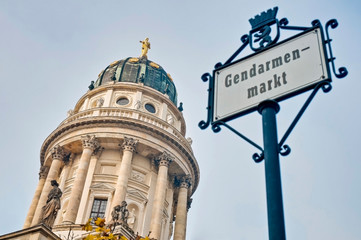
<box><xmin>116</xmin><ymin>97</ymin><xmax>129</xmax><ymax>105</ymax></box>
<box><xmin>90</xmin><ymin>199</ymin><xmax>107</xmax><ymax>220</ymax></box>
<box><xmin>145</xmin><ymin>103</ymin><xmax>156</xmax><ymax>113</ymax></box>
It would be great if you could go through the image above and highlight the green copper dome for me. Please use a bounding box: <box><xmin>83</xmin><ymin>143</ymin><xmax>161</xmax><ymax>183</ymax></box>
<box><xmin>93</xmin><ymin>57</ymin><xmax>178</xmax><ymax>105</ymax></box>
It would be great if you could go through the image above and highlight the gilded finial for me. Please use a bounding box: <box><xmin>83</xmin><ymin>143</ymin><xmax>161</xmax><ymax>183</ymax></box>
<box><xmin>139</xmin><ymin>38</ymin><xmax>151</xmax><ymax>59</ymax></box>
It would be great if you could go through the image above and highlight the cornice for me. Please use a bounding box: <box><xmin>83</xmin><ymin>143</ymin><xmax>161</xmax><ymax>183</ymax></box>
<box><xmin>40</xmin><ymin>117</ymin><xmax>200</xmax><ymax>194</ymax></box>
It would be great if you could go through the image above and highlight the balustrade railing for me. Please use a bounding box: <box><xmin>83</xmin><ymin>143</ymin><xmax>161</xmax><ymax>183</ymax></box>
<box><xmin>59</xmin><ymin>108</ymin><xmax>190</xmax><ymax>148</ymax></box>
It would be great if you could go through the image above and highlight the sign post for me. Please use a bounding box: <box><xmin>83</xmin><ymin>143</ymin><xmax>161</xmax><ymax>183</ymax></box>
<box><xmin>258</xmin><ymin>100</ymin><xmax>285</xmax><ymax>240</ymax></box>
<box><xmin>199</xmin><ymin>7</ymin><xmax>347</xmax><ymax>240</ymax></box>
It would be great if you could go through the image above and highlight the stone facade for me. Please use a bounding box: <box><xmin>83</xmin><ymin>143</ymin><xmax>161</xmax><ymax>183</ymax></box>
<box><xmin>19</xmin><ymin>57</ymin><xmax>199</xmax><ymax>240</ymax></box>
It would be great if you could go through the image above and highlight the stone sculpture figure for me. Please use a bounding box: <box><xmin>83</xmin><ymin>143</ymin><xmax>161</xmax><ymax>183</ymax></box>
<box><xmin>88</xmin><ymin>81</ymin><xmax>95</xmax><ymax>90</ymax></box>
<box><xmin>127</xmin><ymin>208</ymin><xmax>136</xmax><ymax>229</ymax></box>
<box><xmin>119</xmin><ymin>201</ymin><xmax>129</xmax><ymax>225</ymax></box>
<box><xmin>96</xmin><ymin>98</ymin><xmax>104</xmax><ymax>107</ymax></box>
<box><xmin>41</xmin><ymin>180</ymin><xmax>62</xmax><ymax>228</ymax></box>
<box><xmin>108</xmin><ymin>204</ymin><xmax>121</xmax><ymax>230</ymax></box>
<box><xmin>111</xmin><ymin>205</ymin><xmax>121</xmax><ymax>223</ymax></box>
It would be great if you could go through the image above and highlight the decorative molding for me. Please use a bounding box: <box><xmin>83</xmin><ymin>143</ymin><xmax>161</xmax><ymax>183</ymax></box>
<box><xmin>187</xmin><ymin>198</ymin><xmax>193</xmax><ymax>211</ymax></box>
<box><xmin>131</xmin><ymin>170</ymin><xmax>145</xmax><ymax>183</ymax></box>
<box><xmin>40</xmin><ymin>119</ymin><xmax>199</xmax><ymax>195</ymax></box>
<box><xmin>81</xmin><ymin>135</ymin><xmax>100</xmax><ymax>151</ymax></box>
<box><xmin>121</xmin><ymin>136</ymin><xmax>138</xmax><ymax>152</ymax></box>
<box><xmin>92</xmin><ymin>146</ymin><xmax>104</xmax><ymax>158</ymax></box>
<box><xmin>51</xmin><ymin>145</ymin><xmax>66</xmax><ymax>160</ymax></box>
<box><xmin>113</xmin><ymin>93</ymin><xmax>132</xmax><ymax>108</ymax></box>
<box><xmin>150</xmin><ymin>156</ymin><xmax>158</xmax><ymax>172</ymax></box>
<box><xmin>39</xmin><ymin>166</ymin><xmax>49</xmax><ymax>179</ymax></box>
<box><xmin>67</xmin><ymin>109</ymin><xmax>74</xmax><ymax>117</ymax></box>
<box><xmin>127</xmin><ymin>189</ymin><xmax>148</xmax><ymax>205</ymax></box>
<box><xmin>156</xmin><ymin>151</ymin><xmax>174</xmax><ymax>167</ymax></box>
<box><xmin>89</xmin><ymin>183</ymin><xmax>115</xmax><ymax>193</ymax></box>
<box><xmin>174</xmin><ymin>174</ymin><xmax>192</xmax><ymax>189</ymax></box>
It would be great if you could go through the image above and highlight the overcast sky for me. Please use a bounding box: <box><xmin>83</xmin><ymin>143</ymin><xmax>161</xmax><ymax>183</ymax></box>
<box><xmin>1</xmin><ymin>1</ymin><xmax>360</xmax><ymax>239</ymax></box>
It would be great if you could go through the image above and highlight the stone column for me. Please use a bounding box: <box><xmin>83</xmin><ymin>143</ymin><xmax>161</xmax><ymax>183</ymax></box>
<box><xmin>149</xmin><ymin>152</ymin><xmax>173</xmax><ymax>240</ymax></box>
<box><xmin>63</xmin><ymin>135</ymin><xmax>99</xmax><ymax>224</ymax></box>
<box><xmin>76</xmin><ymin>147</ymin><xmax>104</xmax><ymax>223</ymax></box>
<box><xmin>31</xmin><ymin>145</ymin><xmax>65</xmax><ymax>226</ymax></box>
<box><xmin>111</xmin><ymin>137</ymin><xmax>138</xmax><ymax>209</ymax></box>
<box><xmin>23</xmin><ymin>166</ymin><xmax>49</xmax><ymax>228</ymax></box>
<box><xmin>174</xmin><ymin>175</ymin><xmax>191</xmax><ymax>240</ymax></box>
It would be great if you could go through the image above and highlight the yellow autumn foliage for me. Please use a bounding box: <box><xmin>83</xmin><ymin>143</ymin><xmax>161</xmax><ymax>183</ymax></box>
<box><xmin>82</xmin><ymin>218</ymin><xmax>93</xmax><ymax>231</ymax></box>
<box><xmin>82</xmin><ymin>217</ymin><xmax>131</xmax><ymax>240</ymax></box>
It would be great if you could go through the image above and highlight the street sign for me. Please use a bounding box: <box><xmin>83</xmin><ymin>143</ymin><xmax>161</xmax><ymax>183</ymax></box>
<box><xmin>200</xmin><ymin>7</ymin><xmax>348</xmax><ymax>240</ymax></box>
<box><xmin>213</xmin><ymin>27</ymin><xmax>330</xmax><ymax>122</ymax></box>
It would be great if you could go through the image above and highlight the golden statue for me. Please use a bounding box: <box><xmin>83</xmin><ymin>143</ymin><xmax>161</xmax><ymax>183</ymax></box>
<box><xmin>139</xmin><ymin>38</ymin><xmax>151</xmax><ymax>59</ymax></box>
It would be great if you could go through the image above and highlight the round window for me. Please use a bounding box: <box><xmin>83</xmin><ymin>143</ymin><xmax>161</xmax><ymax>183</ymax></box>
<box><xmin>145</xmin><ymin>103</ymin><xmax>156</xmax><ymax>113</ymax></box>
<box><xmin>116</xmin><ymin>97</ymin><xmax>129</xmax><ymax>106</ymax></box>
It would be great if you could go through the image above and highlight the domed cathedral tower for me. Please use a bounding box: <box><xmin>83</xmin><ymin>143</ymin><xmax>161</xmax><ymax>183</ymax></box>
<box><xmin>23</xmin><ymin>39</ymin><xmax>199</xmax><ymax>240</ymax></box>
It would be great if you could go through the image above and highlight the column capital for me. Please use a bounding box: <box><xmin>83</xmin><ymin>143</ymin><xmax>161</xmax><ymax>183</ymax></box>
<box><xmin>150</xmin><ymin>157</ymin><xmax>158</xmax><ymax>172</ymax></box>
<box><xmin>121</xmin><ymin>136</ymin><xmax>138</xmax><ymax>152</ymax></box>
<box><xmin>187</xmin><ymin>198</ymin><xmax>193</xmax><ymax>211</ymax></box>
<box><xmin>92</xmin><ymin>146</ymin><xmax>104</xmax><ymax>158</ymax></box>
<box><xmin>63</xmin><ymin>153</ymin><xmax>75</xmax><ymax>165</ymax></box>
<box><xmin>81</xmin><ymin>135</ymin><xmax>100</xmax><ymax>150</ymax></box>
<box><xmin>175</xmin><ymin>174</ymin><xmax>192</xmax><ymax>189</ymax></box>
<box><xmin>157</xmin><ymin>151</ymin><xmax>174</xmax><ymax>167</ymax></box>
<box><xmin>38</xmin><ymin>166</ymin><xmax>49</xmax><ymax>179</ymax></box>
<box><xmin>51</xmin><ymin>145</ymin><xmax>65</xmax><ymax>160</ymax></box>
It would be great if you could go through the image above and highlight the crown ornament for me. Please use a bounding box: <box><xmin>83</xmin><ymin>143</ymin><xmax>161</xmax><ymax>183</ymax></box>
<box><xmin>249</xmin><ymin>7</ymin><xmax>278</xmax><ymax>30</ymax></box>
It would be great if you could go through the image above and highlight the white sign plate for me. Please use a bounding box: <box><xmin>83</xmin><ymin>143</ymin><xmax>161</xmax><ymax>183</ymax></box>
<box><xmin>214</xmin><ymin>28</ymin><xmax>329</xmax><ymax>122</ymax></box>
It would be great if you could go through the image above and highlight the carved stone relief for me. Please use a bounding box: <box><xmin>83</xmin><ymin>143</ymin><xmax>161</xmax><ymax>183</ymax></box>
<box><xmin>131</xmin><ymin>170</ymin><xmax>145</xmax><ymax>183</ymax></box>
<box><xmin>81</xmin><ymin>135</ymin><xmax>100</xmax><ymax>151</ymax></box>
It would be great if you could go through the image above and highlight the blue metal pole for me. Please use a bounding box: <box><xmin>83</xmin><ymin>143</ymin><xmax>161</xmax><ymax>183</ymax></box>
<box><xmin>258</xmin><ymin>100</ymin><xmax>286</xmax><ymax>240</ymax></box>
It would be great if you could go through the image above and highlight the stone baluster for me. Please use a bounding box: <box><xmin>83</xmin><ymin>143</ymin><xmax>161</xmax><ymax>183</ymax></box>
<box><xmin>149</xmin><ymin>152</ymin><xmax>173</xmax><ymax>240</ymax></box>
<box><xmin>111</xmin><ymin>137</ymin><xmax>138</xmax><ymax>209</ymax></box>
<box><xmin>174</xmin><ymin>175</ymin><xmax>191</xmax><ymax>240</ymax></box>
<box><xmin>63</xmin><ymin>135</ymin><xmax>99</xmax><ymax>224</ymax></box>
<box><xmin>31</xmin><ymin>145</ymin><xmax>65</xmax><ymax>226</ymax></box>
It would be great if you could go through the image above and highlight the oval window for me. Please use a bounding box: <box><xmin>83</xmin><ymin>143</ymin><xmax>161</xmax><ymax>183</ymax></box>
<box><xmin>116</xmin><ymin>97</ymin><xmax>129</xmax><ymax>106</ymax></box>
<box><xmin>145</xmin><ymin>103</ymin><xmax>156</xmax><ymax>113</ymax></box>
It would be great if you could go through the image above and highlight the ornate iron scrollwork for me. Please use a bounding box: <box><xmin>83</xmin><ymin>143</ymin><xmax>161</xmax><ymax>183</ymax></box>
<box><xmin>199</xmin><ymin>6</ymin><xmax>348</xmax><ymax>162</ymax></box>
<box><xmin>279</xmin><ymin>145</ymin><xmax>291</xmax><ymax>156</ymax></box>
<box><xmin>325</xmin><ymin>19</ymin><xmax>348</xmax><ymax>79</ymax></box>
<box><xmin>253</xmin><ymin>152</ymin><xmax>264</xmax><ymax>163</ymax></box>
<box><xmin>198</xmin><ymin>73</ymin><xmax>214</xmax><ymax>130</ymax></box>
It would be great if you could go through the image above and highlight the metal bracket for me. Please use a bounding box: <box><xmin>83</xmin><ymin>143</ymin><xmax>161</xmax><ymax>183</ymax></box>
<box><xmin>198</xmin><ymin>73</ymin><xmax>214</xmax><ymax>130</ymax></box>
<box><xmin>212</xmin><ymin>121</ymin><xmax>264</xmax><ymax>163</ymax></box>
<box><xmin>325</xmin><ymin>19</ymin><xmax>348</xmax><ymax>78</ymax></box>
<box><xmin>278</xmin><ymin>81</ymin><xmax>332</xmax><ymax>156</ymax></box>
